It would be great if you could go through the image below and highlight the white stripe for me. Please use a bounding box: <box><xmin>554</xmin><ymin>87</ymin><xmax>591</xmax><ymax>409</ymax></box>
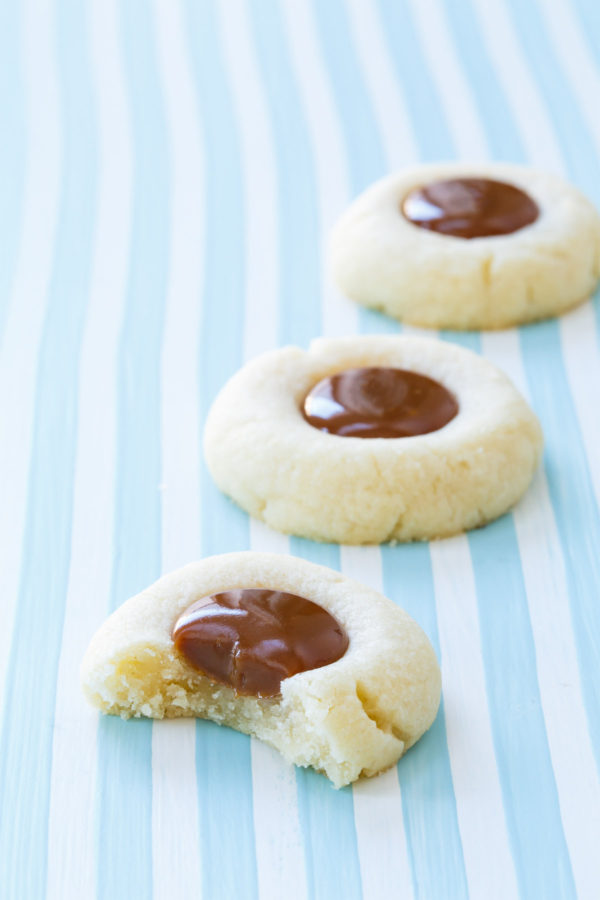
<box><xmin>407</xmin><ymin>0</ymin><xmax>489</xmax><ymax>160</ymax></box>
<box><xmin>430</xmin><ymin>536</ymin><xmax>519</xmax><ymax>900</ymax></box>
<box><xmin>536</xmin><ymin>0</ymin><xmax>600</xmax><ymax>158</ymax></box>
<box><xmin>249</xmin><ymin>736</ymin><xmax>307</xmax><ymax>900</ymax></box>
<box><xmin>401</xmin><ymin>323</ymin><xmax>440</xmax><ymax>339</ymax></box>
<box><xmin>281</xmin><ymin>0</ymin><xmax>358</xmax><ymax>339</ymax></box>
<box><xmin>46</xmin><ymin>1</ymin><xmax>131</xmax><ymax>897</ymax></box>
<box><xmin>341</xmin><ymin>546</ymin><xmax>414</xmax><ymax>900</ymax></box>
<box><xmin>352</xmin><ymin>766</ymin><xmax>412</xmax><ymax>900</ymax></box>
<box><xmin>151</xmin><ymin>719</ymin><xmax>200</xmax><ymax>900</ymax></box>
<box><xmin>0</xmin><ymin>0</ymin><xmax>61</xmax><ymax>707</ymax></box>
<box><xmin>470</xmin><ymin>0</ymin><xmax>564</xmax><ymax>171</ymax></box>
<box><xmin>156</xmin><ymin>0</ymin><xmax>204</xmax><ymax>574</ymax></box>
<box><xmin>152</xmin><ymin>1</ymin><xmax>204</xmax><ymax>897</ymax></box>
<box><xmin>345</xmin><ymin>0</ymin><xmax>418</xmax><ymax>171</ymax></box>
<box><xmin>249</xmin><ymin>518</ymin><xmax>291</xmax><ymax>558</ymax></box>
<box><xmin>218</xmin><ymin>3</ymin><xmax>308</xmax><ymax>898</ymax></box>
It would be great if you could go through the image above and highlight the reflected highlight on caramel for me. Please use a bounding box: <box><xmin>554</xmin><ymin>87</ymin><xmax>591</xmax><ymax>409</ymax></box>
<box><xmin>402</xmin><ymin>177</ymin><xmax>539</xmax><ymax>239</ymax></box>
<box><xmin>302</xmin><ymin>367</ymin><xmax>458</xmax><ymax>438</ymax></box>
<box><xmin>172</xmin><ymin>589</ymin><xmax>349</xmax><ymax>697</ymax></box>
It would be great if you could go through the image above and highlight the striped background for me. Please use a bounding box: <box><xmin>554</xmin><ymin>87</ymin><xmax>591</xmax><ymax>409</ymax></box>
<box><xmin>1</xmin><ymin>0</ymin><xmax>599</xmax><ymax>897</ymax></box>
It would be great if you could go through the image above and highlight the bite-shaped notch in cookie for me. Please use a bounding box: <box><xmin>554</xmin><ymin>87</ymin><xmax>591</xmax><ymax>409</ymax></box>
<box><xmin>81</xmin><ymin>552</ymin><xmax>441</xmax><ymax>788</ymax></box>
<box><xmin>204</xmin><ymin>335</ymin><xmax>543</xmax><ymax>544</ymax></box>
<box><xmin>331</xmin><ymin>162</ymin><xmax>600</xmax><ymax>329</ymax></box>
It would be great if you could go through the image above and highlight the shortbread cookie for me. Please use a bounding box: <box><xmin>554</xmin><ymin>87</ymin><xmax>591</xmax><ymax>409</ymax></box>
<box><xmin>330</xmin><ymin>162</ymin><xmax>600</xmax><ymax>329</ymax></box>
<box><xmin>81</xmin><ymin>552</ymin><xmax>441</xmax><ymax>788</ymax></box>
<box><xmin>204</xmin><ymin>335</ymin><xmax>543</xmax><ymax>544</ymax></box>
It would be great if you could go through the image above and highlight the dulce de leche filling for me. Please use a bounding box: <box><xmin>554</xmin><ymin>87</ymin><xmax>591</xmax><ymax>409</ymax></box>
<box><xmin>172</xmin><ymin>589</ymin><xmax>349</xmax><ymax>698</ymax></box>
<box><xmin>302</xmin><ymin>367</ymin><xmax>458</xmax><ymax>438</ymax></box>
<box><xmin>401</xmin><ymin>177</ymin><xmax>539</xmax><ymax>239</ymax></box>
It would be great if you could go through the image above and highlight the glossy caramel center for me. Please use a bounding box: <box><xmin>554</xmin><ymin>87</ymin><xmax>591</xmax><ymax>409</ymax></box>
<box><xmin>302</xmin><ymin>367</ymin><xmax>458</xmax><ymax>438</ymax></box>
<box><xmin>172</xmin><ymin>589</ymin><xmax>349</xmax><ymax>698</ymax></box>
<box><xmin>401</xmin><ymin>177</ymin><xmax>539</xmax><ymax>238</ymax></box>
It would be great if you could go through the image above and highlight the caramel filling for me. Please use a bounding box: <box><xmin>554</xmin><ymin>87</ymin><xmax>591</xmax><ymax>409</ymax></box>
<box><xmin>302</xmin><ymin>367</ymin><xmax>458</xmax><ymax>438</ymax></box>
<box><xmin>401</xmin><ymin>177</ymin><xmax>539</xmax><ymax>239</ymax></box>
<box><xmin>172</xmin><ymin>589</ymin><xmax>349</xmax><ymax>698</ymax></box>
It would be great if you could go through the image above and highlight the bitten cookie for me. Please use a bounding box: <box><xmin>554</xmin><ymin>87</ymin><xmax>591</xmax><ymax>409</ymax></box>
<box><xmin>204</xmin><ymin>335</ymin><xmax>543</xmax><ymax>544</ymax></box>
<box><xmin>81</xmin><ymin>552</ymin><xmax>441</xmax><ymax>788</ymax></box>
<box><xmin>330</xmin><ymin>162</ymin><xmax>600</xmax><ymax>330</ymax></box>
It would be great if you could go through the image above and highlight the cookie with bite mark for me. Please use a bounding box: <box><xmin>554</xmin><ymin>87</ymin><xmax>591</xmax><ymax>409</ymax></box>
<box><xmin>81</xmin><ymin>552</ymin><xmax>441</xmax><ymax>788</ymax></box>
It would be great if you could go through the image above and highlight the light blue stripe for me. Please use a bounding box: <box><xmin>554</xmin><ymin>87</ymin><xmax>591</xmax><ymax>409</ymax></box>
<box><xmin>572</xmin><ymin>0</ymin><xmax>600</xmax><ymax>202</ymax></box>
<box><xmin>0</xmin><ymin>1</ymin><xmax>97</xmax><ymax>896</ymax></box>
<box><xmin>505</xmin><ymin>0</ymin><xmax>600</xmax><ymax>200</ymax></box>
<box><xmin>96</xmin><ymin>718</ymin><xmax>154</xmax><ymax>900</ymax></box>
<box><xmin>0</xmin><ymin>0</ymin><xmax>25</xmax><ymax>345</ymax></box>
<box><xmin>290</xmin><ymin>539</ymin><xmax>340</xmax><ymax>574</ymax></box>
<box><xmin>291</xmin><ymin>539</ymin><xmax>363</xmax><ymax>900</ymax></box>
<box><xmin>195</xmin><ymin>721</ymin><xmax>258</xmax><ymax>894</ymax></box>
<box><xmin>381</xmin><ymin>544</ymin><xmax>468</xmax><ymax>900</ymax></box>
<box><xmin>375</xmin><ymin>0</ymin><xmax>454</xmax><ymax>162</ymax></box>
<box><xmin>313</xmin><ymin>0</ymin><xmax>397</xmax><ymax>337</ymax></box>
<box><xmin>442</xmin><ymin>0</ymin><xmax>525</xmax><ymax>161</ymax></box>
<box><xmin>366</xmin><ymin>0</ymin><xmax>455</xmax><ymax>339</ymax></box>
<box><xmin>295</xmin><ymin>767</ymin><xmax>361</xmax><ymax>900</ymax></box>
<box><xmin>95</xmin><ymin>3</ymin><xmax>169</xmax><ymax>898</ymax></box>
<box><xmin>571</xmin><ymin>0</ymin><xmax>600</xmax><ymax>54</ymax></box>
<box><xmin>185</xmin><ymin>3</ymin><xmax>258</xmax><ymax>898</ymax></box>
<box><xmin>312</xmin><ymin>0</ymin><xmax>386</xmax><ymax>192</ymax></box>
<box><xmin>469</xmin><ymin>517</ymin><xmax>576</xmax><ymax>898</ymax></box>
<box><xmin>249</xmin><ymin>0</ymin><xmax>321</xmax><ymax>348</ymax></box>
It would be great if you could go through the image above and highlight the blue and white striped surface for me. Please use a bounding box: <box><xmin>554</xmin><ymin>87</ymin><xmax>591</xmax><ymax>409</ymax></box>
<box><xmin>1</xmin><ymin>1</ymin><xmax>599</xmax><ymax>897</ymax></box>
